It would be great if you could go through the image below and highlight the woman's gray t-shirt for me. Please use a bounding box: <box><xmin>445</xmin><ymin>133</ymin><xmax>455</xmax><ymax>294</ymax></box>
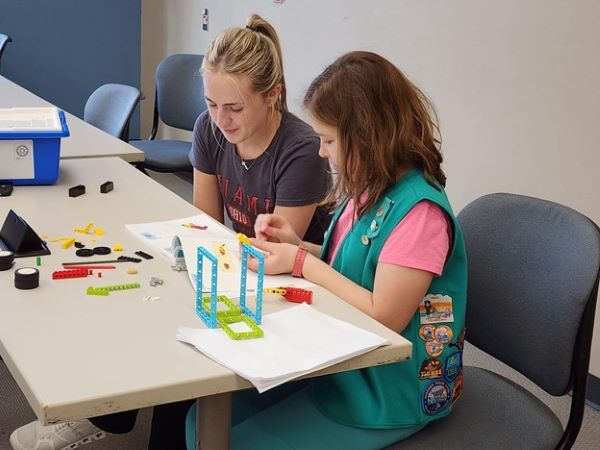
<box><xmin>189</xmin><ymin>111</ymin><xmax>331</xmax><ymax>243</ymax></box>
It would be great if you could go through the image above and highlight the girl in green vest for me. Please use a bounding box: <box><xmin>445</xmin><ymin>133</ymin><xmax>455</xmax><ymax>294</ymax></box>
<box><xmin>186</xmin><ymin>50</ymin><xmax>467</xmax><ymax>450</ymax></box>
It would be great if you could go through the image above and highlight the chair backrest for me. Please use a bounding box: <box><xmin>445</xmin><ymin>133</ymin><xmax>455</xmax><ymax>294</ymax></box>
<box><xmin>154</xmin><ymin>54</ymin><xmax>205</xmax><ymax>132</ymax></box>
<box><xmin>83</xmin><ymin>83</ymin><xmax>142</xmax><ymax>141</ymax></box>
<box><xmin>457</xmin><ymin>193</ymin><xmax>600</xmax><ymax>397</ymax></box>
<box><xmin>0</xmin><ymin>33</ymin><xmax>13</xmax><ymax>69</ymax></box>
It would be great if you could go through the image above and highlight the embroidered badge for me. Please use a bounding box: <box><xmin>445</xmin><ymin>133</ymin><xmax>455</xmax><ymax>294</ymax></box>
<box><xmin>422</xmin><ymin>381</ymin><xmax>450</xmax><ymax>415</ymax></box>
<box><xmin>419</xmin><ymin>358</ymin><xmax>443</xmax><ymax>380</ymax></box>
<box><xmin>449</xmin><ymin>327</ymin><xmax>466</xmax><ymax>352</ymax></box>
<box><xmin>425</xmin><ymin>340</ymin><xmax>444</xmax><ymax>357</ymax></box>
<box><xmin>452</xmin><ymin>371</ymin><xmax>464</xmax><ymax>404</ymax></box>
<box><xmin>419</xmin><ymin>294</ymin><xmax>455</xmax><ymax>324</ymax></box>
<box><xmin>418</xmin><ymin>324</ymin><xmax>436</xmax><ymax>342</ymax></box>
<box><xmin>444</xmin><ymin>352</ymin><xmax>462</xmax><ymax>383</ymax></box>
<box><xmin>434</xmin><ymin>325</ymin><xmax>453</xmax><ymax>344</ymax></box>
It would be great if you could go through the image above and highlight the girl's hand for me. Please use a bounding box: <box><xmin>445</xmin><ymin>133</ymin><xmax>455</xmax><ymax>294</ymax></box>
<box><xmin>254</xmin><ymin>214</ymin><xmax>302</xmax><ymax>245</ymax></box>
<box><xmin>247</xmin><ymin>238</ymin><xmax>298</xmax><ymax>275</ymax></box>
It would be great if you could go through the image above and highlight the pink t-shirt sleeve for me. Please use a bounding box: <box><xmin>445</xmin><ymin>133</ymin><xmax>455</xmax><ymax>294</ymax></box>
<box><xmin>379</xmin><ymin>201</ymin><xmax>451</xmax><ymax>276</ymax></box>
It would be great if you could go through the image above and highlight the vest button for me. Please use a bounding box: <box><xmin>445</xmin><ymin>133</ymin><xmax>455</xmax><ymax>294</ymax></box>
<box><xmin>376</xmin><ymin>207</ymin><xmax>384</xmax><ymax>217</ymax></box>
<box><xmin>361</xmin><ymin>234</ymin><xmax>369</xmax><ymax>245</ymax></box>
<box><xmin>370</xmin><ymin>220</ymin><xmax>378</xmax><ymax>232</ymax></box>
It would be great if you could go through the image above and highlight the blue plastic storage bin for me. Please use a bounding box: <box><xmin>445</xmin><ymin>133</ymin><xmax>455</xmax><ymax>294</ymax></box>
<box><xmin>0</xmin><ymin>107</ymin><xmax>70</xmax><ymax>185</ymax></box>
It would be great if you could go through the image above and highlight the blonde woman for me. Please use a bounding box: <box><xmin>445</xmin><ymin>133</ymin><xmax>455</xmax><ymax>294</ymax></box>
<box><xmin>191</xmin><ymin>14</ymin><xmax>331</xmax><ymax>244</ymax></box>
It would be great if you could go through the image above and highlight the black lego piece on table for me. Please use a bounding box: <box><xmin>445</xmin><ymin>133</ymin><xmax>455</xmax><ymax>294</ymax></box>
<box><xmin>14</xmin><ymin>267</ymin><xmax>40</xmax><ymax>289</ymax></box>
<box><xmin>134</xmin><ymin>250</ymin><xmax>154</xmax><ymax>260</ymax></box>
<box><xmin>62</xmin><ymin>255</ymin><xmax>142</xmax><ymax>266</ymax></box>
<box><xmin>68</xmin><ymin>184</ymin><xmax>86</xmax><ymax>198</ymax></box>
<box><xmin>100</xmin><ymin>181</ymin><xmax>114</xmax><ymax>193</ymax></box>
<box><xmin>0</xmin><ymin>250</ymin><xmax>15</xmax><ymax>270</ymax></box>
<box><xmin>75</xmin><ymin>248</ymin><xmax>94</xmax><ymax>257</ymax></box>
<box><xmin>0</xmin><ymin>210</ymin><xmax>50</xmax><ymax>257</ymax></box>
<box><xmin>0</xmin><ymin>182</ymin><xmax>13</xmax><ymax>197</ymax></box>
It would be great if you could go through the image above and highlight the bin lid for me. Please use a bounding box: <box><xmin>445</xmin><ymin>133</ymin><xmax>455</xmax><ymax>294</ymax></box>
<box><xmin>0</xmin><ymin>107</ymin><xmax>70</xmax><ymax>138</ymax></box>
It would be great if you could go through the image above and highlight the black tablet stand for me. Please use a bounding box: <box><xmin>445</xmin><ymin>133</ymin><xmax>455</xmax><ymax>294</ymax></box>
<box><xmin>0</xmin><ymin>209</ymin><xmax>51</xmax><ymax>257</ymax></box>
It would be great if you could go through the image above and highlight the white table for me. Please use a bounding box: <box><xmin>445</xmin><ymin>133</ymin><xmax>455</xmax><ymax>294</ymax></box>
<box><xmin>0</xmin><ymin>76</ymin><xmax>145</xmax><ymax>163</ymax></box>
<box><xmin>0</xmin><ymin>158</ymin><xmax>412</xmax><ymax>449</ymax></box>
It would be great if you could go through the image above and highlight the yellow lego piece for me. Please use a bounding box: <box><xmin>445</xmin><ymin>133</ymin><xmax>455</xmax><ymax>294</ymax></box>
<box><xmin>113</xmin><ymin>243</ymin><xmax>123</xmax><ymax>251</ymax></box>
<box><xmin>61</xmin><ymin>237</ymin><xmax>75</xmax><ymax>249</ymax></box>
<box><xmin>74</xmin><ymin>222</ymin><xmax>94</xmax><ymax>235</ymax></box>
<box><xmin>213</xmin><ymin>241</ymin><xmax>234</xmax><ymax>272</ymax></box>
<box><xmin>236</xmin><ymin>233</ymin><xmax>251</xmax><ymax>245</ymax></box>
<box><xmin>264</xmin><ymin>287</ymin><xmax>286</xmax><ymax>295</ymax></box>
<box><xmin>93</xmin><ymin>228</ymin><xmax>105</xmax><ymax>236</ymax></box>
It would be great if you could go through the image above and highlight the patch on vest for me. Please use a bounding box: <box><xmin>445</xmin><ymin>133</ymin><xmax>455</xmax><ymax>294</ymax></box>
<box><xmin>452</xmin><ymin>371</ymin><xmax>464</xmax><ymax>405</ymax></box>
<box><xmin>422</xmin><ymin>381</ymin><xmax>450</xmax><ymax>415</ymax></box>
<box><xmin>419</xmin><ymin>294</ymin><xmax>454</xmax><ymax>324</ymax></box>
<box><xmin>444</xmin><ymin>352</ymin><xmax>462</xmax><ymax>383</ymax></box>
<box><xmin>425</xmin><ymin>340</ymin><xmax>444</xmax><ymax>357</ymax></box>
<box><xmin>434</xmin><ymin>325</ymin><xmax>453</xmax><ymax>344</ymax></box>
<box><xmin>419</xmin><ymin>358</ymin><xmax>443</xmax><ymax>380</ymax></box>
<box><xmin>418</xmin><ymin>324</ymin><xmax>436</xmax><ymax>342</ymax></box>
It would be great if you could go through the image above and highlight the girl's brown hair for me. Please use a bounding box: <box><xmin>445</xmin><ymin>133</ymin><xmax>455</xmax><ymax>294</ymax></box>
<box><xmin>202</xmin><ymin>14</ymin><xmax>287</xmax><ymax>113</ymax></box>
<box><xmin>304</xmin><ymin>51</ymin><xmax>445</xmax><ymax>218</ymax></box>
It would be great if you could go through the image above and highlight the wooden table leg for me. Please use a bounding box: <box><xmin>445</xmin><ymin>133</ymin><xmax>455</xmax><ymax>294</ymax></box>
<box><xmin>196</xmin><ymin>392</ymin><xmax>232</xmax><ymax>450</ymax></box>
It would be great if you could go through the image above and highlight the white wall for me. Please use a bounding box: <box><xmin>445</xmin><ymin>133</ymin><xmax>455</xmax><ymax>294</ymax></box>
<box><xmin>141</xmin><ymin>0</ymin><xmax>600</xmax><ymax>377</ymax></box>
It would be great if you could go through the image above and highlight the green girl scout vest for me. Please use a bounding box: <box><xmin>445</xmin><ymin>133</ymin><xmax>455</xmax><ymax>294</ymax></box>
<box><xmin>309</xmin><ymin>170</ymin><xmax>467</xmax><ymax>428</ymax></box>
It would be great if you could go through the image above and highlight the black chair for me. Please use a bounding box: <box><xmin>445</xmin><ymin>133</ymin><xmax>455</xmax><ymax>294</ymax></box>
<box><xmin>388</xmin><ymin>193</ymin><xmax>600</xmax><ymax>450</ymax></box>
<box><xmin>131</xmin><ymin>54</ymin><xmax>206</xmax><ymax>175</ymax></box>
<box><xmin>83</xmin><ymin>83</ymin><xmax>142</xmax><ymax>141</ymax></box>
<box><xmin>0</xmin><ymin>33</ymin><xmax>12</xmax><ymax>71</ymax></box>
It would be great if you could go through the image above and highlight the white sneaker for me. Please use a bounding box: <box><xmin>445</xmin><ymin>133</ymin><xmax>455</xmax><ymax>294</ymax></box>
<box><xmin>9</xmin><ymin>419</ymin><xmax>107</xmax><ymax>450</ymax></box>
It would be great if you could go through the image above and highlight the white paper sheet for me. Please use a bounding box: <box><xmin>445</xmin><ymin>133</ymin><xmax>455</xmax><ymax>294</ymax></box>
<box><xmin>179</xmin><ymin>236</ymin><xmax>314</xmax><ymax>295</ymax></box>
<box><xmin>126</xmin><ymin>215</ymin><xmax>314</xmax><ymax>295</ymax></box>
<box><xmin>176</xmin><ymin>303</ymin><xmax>390</xmax><ymax>392</ymax></box>
<box><xmin>125</xmin><ymin>214</ymin><xmax>230</xmax><ymax>261</ymax></box>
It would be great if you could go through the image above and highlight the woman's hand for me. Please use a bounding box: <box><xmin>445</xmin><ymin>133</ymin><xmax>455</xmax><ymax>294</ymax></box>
<box><xmin>254</xmin><ymin>214</ymin><xmax>302</xmax><ymax>245</ymax></box>
<box><xmin>247</xmin><ymin>238</ymin><xmax>298</xmax><ymax>275</ymax></box>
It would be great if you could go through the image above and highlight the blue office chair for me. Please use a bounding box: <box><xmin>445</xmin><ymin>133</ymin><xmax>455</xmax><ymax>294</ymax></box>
<box><xmin>131</xmin><ymin>54</ymin><xmax>206</xmax><ymax>174</ymax></box>
<box><xmin>83</xmin><ymin>83</ymin><xmax>142</xmax><ymax>141</ymax></box>
<box><xmin>387</xmin><ymin>193</ymin><xmax>600</xmax><ymax>450</ymax></box>
<box><xmin>0</xmin><ymin>33</ymin><xmax>12</xmax><ymax>71</ymax></box>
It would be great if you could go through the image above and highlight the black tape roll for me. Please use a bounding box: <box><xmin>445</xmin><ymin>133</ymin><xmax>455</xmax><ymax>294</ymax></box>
<box><xmin>14</xmin><ymin>267</ymin><xmax>40</xmax><ymax>289</ymax></box>
<box><xmin>0</xmin><ymin>250</ymin><xmax>15</xmax><ymax>271</ymax></box>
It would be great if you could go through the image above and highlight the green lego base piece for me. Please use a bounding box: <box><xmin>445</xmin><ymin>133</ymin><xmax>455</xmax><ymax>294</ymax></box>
<box><xmin>218</xmin><ymin>314</ymin><xmax>264</xmax><ymax>340</ymax></box>
<box><xmin>35</xmin><ymin>256</ymin><xmax>41</xmax><ymax>266</ymax></box>
<box><xmin>201</xmin><ymin>295</ymin><xmax>241</xmax><ymax>318</ymax></box>
<box><xmin>87</xmin><ymin>286</ymin><xmax>109</xmax><ymax>296</ymax></box>
<box><xmin>87</xmin><ymin>282</ymin><xmax>141</xmax><ymax>296</ymax></box>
